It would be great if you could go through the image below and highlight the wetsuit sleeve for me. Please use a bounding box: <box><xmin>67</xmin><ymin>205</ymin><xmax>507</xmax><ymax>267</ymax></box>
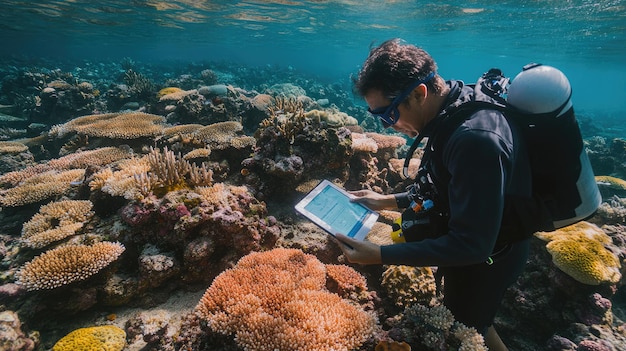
<box><xmin>380</xmin><ymin>110</ymin><xmax>514</xmax><ymax>267</ymax></box>
<box><xmin>394</xmin><ymin>192</ymin><xmax>411</xmax><ymax>208</ymax></box>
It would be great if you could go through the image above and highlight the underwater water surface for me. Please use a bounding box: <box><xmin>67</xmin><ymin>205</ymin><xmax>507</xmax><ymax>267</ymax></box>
<box><xmin>0</xmin><ymin>0</ymin><xmax>625</xmax><ymax>116</ymax></box>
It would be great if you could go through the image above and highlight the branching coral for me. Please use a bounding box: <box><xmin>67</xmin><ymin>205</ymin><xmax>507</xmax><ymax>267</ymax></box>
<box><xmin>195</xmin><ymin>248</ymin><xmax>377</xmax><ymax>351</ymax></box>
<box><xmin>92</xmin><ymin>147</ymin><xmax>213</xmax><ymax>200</ymax></box>
<box><xmin>50</xmin><ymin>112</ymin><xmax>165</xmax><ymax>139</ymax></box>
<box><xmin>192</xmin><ymin>121</ymin><xmax>244</xmax><ymax>149</ymax></box>
<box><xmin>21</xmin><ymin>200</ymin><xmax>94</xmax><ymax>249</ymax></box>
<box><xmin>52</xmin><ymin>325</ymin><xmax>126</xmax><ymax>351</ymax></box>
<box><xmin>394</xmin><ymin>304</ymin><xmax>487</xmax><ymax>350</ymax></box>
<box><xmin>16</xmin><ymin>241</ymin><xmax>125</xmax><ymax>291</ymax></box>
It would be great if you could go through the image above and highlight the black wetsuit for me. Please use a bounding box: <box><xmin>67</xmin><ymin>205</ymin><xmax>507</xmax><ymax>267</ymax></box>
<box><xmin>381</xmin><ymin>80</ymin><xmax>531</xmax><ymax>333</ymax></box>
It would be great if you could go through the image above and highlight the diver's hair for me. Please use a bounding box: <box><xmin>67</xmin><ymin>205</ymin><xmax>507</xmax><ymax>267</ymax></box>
<box><xmin>353</xmin><ymin>38</ymin><xmax>447</xmax><ymax>98</ymax></box>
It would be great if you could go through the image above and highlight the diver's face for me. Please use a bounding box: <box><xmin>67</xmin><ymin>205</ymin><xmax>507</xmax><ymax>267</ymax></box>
<box><xmin>365</xmin><ymin>89</ymin><xmax>421</xmax><ymax>138</ymax></box>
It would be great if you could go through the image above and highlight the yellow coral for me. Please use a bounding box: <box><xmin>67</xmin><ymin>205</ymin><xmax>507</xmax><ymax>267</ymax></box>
<box><xmin>535</xmin><ymin>221</ymin><xmax>612</xmax><ymax>245</ymax></box>
<box><xmin>0</xmin><ymin>141</ymin><xmax>28</xmax><ymax>154</ymax></box>
<box><xmin>545</xmin><ymin>235</ymin><xmax>621</xmax><ymax>285</ymax></box>
<box><xmin>51</xmin><ymin>112</ymin><xmax>165</xmax><ymax>139</ymax></box>
<box><xmin>596</xmin><ymin>175</ymin><xmax>626</xmax><ymax>190</ymax></box>
<box><xmin>158</xmin><ymin>89</ymin><xmax>196</xmax><ymax>102</ymax></box>
<box><xmin>0</xmin><ymin>169</ymin><xmax>85</xmax><ymax>207</ymax></box>
<box><xmin>17</xmin><ymin>242</ymin><xmax>125</xmax><ymax>291</ymax></box>
<box><xmin>52</xmin><ymin>325</ymin><xmax>126</xmax><ymax>351</ymax></box>
<box><xmin>196</xmin><ymin>248</ymin><xmax>376</xmax><ymax>351</ymax></box>
<box><xmin>157</xmin><ymin>86</ymin><xmax>183</xmax><ymax>98</ymax></box>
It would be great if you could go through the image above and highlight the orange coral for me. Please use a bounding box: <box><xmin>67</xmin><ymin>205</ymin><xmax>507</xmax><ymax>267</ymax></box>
<box><xmin>17</xmin><ymin>241</ymin><xmax>125</xmax><ymax>291</ymax></box>
<box><xmin>196</xmin><ymin>248</ymin><xmax>376</xmax><ymax>351</ymax></box>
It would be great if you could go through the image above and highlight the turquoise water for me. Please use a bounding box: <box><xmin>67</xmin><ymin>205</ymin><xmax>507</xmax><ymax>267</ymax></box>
<box><xmin>1</xmin><ymin>0</ymin><xmax>625</xmax><ymax>116</ymax></box>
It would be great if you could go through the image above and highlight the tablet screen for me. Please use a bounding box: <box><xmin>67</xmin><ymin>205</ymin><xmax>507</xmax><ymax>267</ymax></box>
<box><xmin>295</xmin><ymin>180</ymin><xmax>378</xmax><ymax>240</ymax></box>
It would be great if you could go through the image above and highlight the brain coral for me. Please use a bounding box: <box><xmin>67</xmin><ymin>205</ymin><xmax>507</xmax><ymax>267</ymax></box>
<box><xmin>195</xmin><ymin>248</ymin><xmax>377</xmax><ymax>351</ymax></box>
<box><xmin>52</xmin><ymin>325</ymin><xmax>126</xmax><ymax>351</ymax></box>
<box><xmin>51</xmin><ymin>112</ymin><xmax>165</xmax><ymax>139</ymax></box>
<box><xmin>536</xmin><ymin>221</ymin><xmax>621</xmax><ymax>285</ymax></box>
<box><xmin>17</xmin><ymin>242</ymin><xmax>125</xmax><ymax>291</ymax></box>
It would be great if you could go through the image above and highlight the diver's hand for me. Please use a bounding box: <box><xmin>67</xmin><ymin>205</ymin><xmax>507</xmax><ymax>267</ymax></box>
<box><xmin>348</xmin><ymin>189</ymin><xmax>396</xmax><ymax>210</ymax></box>
<box><xmin>334</xmin><ymin>234</ymin><xmax>382</xmax><ymax>265</ymax></box>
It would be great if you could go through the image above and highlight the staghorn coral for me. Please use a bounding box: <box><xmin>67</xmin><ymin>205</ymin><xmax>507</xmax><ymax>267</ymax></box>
<box><xmin>21</xmin><ymin>200</ymin><xmax>94</xmax><ymax>249</ymax></box>
<box><xmin>535</xmin><ymin>221</ymin><xmax>621</xmax><ymax>285</ymax></box>
<box><xmin>50</xmin><ymin>112</ymin><xmax>165</xmax><ymax>139</ymax></box>
<box><xmin>195</xmin><ymin>248</ymin><xmax>377</xmax><ymax>351</ymax></box>
<box><xmin>0</xmin><ymin>169</ymin><xmax>85</xmax><ymax>207</ymax></box>
<box><xmin>52</xmin><ymin>325</ymin><xmax>126</xmax><ymax>351</ymax></box>
<box><xmin>92</xmin><ymin>157</ymin><xmax>151</xmax><ymax>200</ymax></box>
<box><xmin>16</xmin><ymin>242</ymin><xmax>125</xmax><ymax>291</ymax></box>
<box><xmin>381</xmin><ymin>265</ymin><xmax>437</xmax><ymax>308</ymax></box>
<box><xmin>0</xmin><ymin>141</ymin><xmax>28</xmax><ymax>154</ymax></box>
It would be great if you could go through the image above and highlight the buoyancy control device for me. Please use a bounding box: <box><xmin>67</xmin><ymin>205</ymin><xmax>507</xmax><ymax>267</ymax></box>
<box><xmin>392</xmin><ymin>63</ymin><xmax>602</xmax><ymax>243</ymax></box>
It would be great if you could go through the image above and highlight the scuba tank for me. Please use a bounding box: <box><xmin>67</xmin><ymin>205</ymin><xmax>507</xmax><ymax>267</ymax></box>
<box><xmin>506</xmin><ymin>63</ymin><xmax>601</xmax><ymax>228</ymax></box>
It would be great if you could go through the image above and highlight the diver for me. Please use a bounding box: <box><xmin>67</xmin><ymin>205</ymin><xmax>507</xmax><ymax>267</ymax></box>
<box><xmin>334</xmin><ymin>38</ymin><xmax>534</xmax><ymax>351</ymax></box>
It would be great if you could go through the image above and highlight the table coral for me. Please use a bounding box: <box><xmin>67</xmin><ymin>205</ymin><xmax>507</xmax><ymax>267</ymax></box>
<box><xmin>52</xmin><ymin>325</ymin><xmax>126</xmax><ymax>351</ymax></box>
<box><xmin>0</xmin><ymin>141</ymin><xmax>28</xmax><ymax>154</ymax></box>
<box><xmin>50</xmin><ymin>112</ymin><xmax>165</xmax><ymax>139</ymax></box>
<box><xmin>21</xmin><ymin>200</ymin><xmax>94</xmax><ymax>248</ymax></box>
<box><xmin>195</xmin><ymin>248</ymin><xmax>377</xmax><ymax>351</ymax></box>
<box><xmin>0</xmin><ymin>169</ymin><xmax>84</xmax><ymax>207</ymax></box>
<box><xmin>16</xmin><ymin>241</ymin><xmax>125</xmax><ymax>291</ymax></box>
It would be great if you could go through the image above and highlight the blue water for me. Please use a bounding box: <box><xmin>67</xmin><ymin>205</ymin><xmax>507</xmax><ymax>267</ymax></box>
<box><xmin>1</xmin><ymin>0</ymin><xmax>625</xmax><ymax>117</ymax></box>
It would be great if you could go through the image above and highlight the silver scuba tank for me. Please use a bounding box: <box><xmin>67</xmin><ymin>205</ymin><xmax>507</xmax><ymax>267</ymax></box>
<box><xmin>506</xmin><ymin>63</ymin><xmax>602</xmax><ymax>228</ymax></box>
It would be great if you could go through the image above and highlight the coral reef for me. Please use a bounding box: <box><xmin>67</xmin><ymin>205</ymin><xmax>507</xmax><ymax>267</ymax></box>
<box><xmin>52</xmin><ymin>325</ymin><xmax>125</xmax><ymax>351</ymax></box>
<box><xmin>16</xmin><ymin>242</ymin><xmax>125</xmax><ymax>291</ymax></box>
<box><xmin>535</xmin><ymin>221</ymin><xmax>621</xmax><ymax>285</ymax></box>
<box><xmin>50</xmin><ymin>112</ymin><xmax>165</xmax><ymax>140</ymax></box>
<box><xmin>381</xmin><ymin>265</ymin><xmax>438</xmax><ymax>309</ymax></box>
<box><xmin>21</xmin><ymin>199</ymin><xmax>94</xmax><ymax>249</ymax></box>
<box><xmin>0</xmin><ymin>169</ymin><xmax>84</xmax><ymax>207</ymax></box>
<box><xmin>195</xmin><ymin>248</ymin><xmax>377</xmax><ymax>351</ymax></box>
<box><xmin>388</xmin><ymin>304</ymin><xmax>487</xmax><ymax>350</ymax></box>
<box><xmin>0</xmin><ymin>310</ymin><xmax>39</xmax><ymax>351</ymax></box>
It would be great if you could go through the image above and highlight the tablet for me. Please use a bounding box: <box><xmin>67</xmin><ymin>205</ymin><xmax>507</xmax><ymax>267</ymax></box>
<box><xmin>295</xmin><ymin>180</ymin><xmax>379</xmax><ymax>241</ymax></box>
